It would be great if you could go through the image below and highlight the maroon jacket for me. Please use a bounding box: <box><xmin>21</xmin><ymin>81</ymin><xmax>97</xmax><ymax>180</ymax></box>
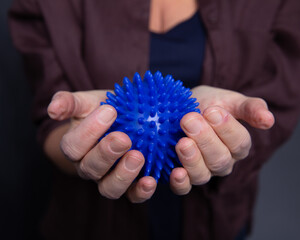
<box><xmin>9</xmin><ymin>0</ymin><xmax>300</xmax><ymax>239</ymax></box>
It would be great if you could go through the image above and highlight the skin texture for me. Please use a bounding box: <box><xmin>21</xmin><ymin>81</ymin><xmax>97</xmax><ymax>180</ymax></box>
<box><xmin>149</xmin><ymin>0</ymin><xmax>198</xmax><ymax>33</ymax></box>
<box><xmin>44</xmin><ymin>0</ymin><xmax>275</xmax><ymax>202</ymax></box>
<box><xmin>45</xmin><ymin>86</ymin><xmax>274</xmax><ymax>203</ymax></box>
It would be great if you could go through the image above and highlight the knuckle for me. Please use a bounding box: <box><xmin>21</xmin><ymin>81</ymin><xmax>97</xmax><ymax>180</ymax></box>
<box><xmin>218</xmin><ymin>125</ymin><xmax>234</xmax><ymax>137</ymax></box>
<box><xmin>199</xmin><ymin>122</ymin><xmax>211</xmax><ymax>135</ymax></box>
<box><xmin>222</xmin><ymin>166</ymin><xmax>233</xmax><ymax>176</ymax></box>
<box><xmin>172</xmin><ymin>184</ymin><xmax>191</xmax><ymax>196</ymax></box>
<box><xmin>79</xmin><ymin>160</ymin><xmax>89</xmax><ymax>176</ymax></box>
<box><xmin>98</xmin><ymin>183</ymin><xmax>120</xmax><ymax>200</ymax></box>
<box><xmin>127</xmin><ymin>195</ymin><xmax>137</xmax><ymax>203</ymax></box>
<box><xmin>184</xmin><ymin>159</ymin><xmax>200</xmax><ymax>170</ymax></box>
<box><xmin>192</xmin><ymin>172</ymin><xmax>211</xmax><ymax>185</ymax></box>
<box><xmin>113</xmin><ymin>171</ymin><xmax>133</xmax><ymax>188</ymax></box>
<box><xmin>77</xmin><ymin>170</ymin><xmax>88</xmax><ymax>180</ymax></box>
<box><xmin>114</xmin><ymin>173</ymin><xmax>128</xmax><ymax>184</ymax></box>
<box><xmin>209</xmin><ymin>152</ymin><xmax>233</xmax><ymax>175</ymax></box>
<box><xmin>78</xmin><ymin>160</ymin><xmax>102</xmax><ymax>180</ymax></box>
<box><xmin>177</xmin><ymin>188</ymin><xmax>191</xmax><ymax>196</ymax></box>
<box><xmin>81</xmin><ymin>124</ymin><xmax>101</xmax><ymax>140</ymax></box>
<box><xmin>197</xmin><ymin>133</ymin><xmax>214</xmax><ymax>151</ymax></box>
<box><xmin>128</xmin><ymin>192</ymin><xmax>145</xmax><ymax>204</ymax></box>
<box><xmin>60</xmin><ymin>135</ymin><xmax>81</xmax><ymax>161</ymax></box>
<box><xmin>231</xmin><ymin>133</ymin><xmax>252</xmax><ymax>160</ymax></box>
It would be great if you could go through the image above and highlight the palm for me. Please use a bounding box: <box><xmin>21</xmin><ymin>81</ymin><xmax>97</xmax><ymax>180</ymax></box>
<box><xmin>191</xmin><ymin>85</ymin><xmax>274</xmax><ymax>129</ymax></box>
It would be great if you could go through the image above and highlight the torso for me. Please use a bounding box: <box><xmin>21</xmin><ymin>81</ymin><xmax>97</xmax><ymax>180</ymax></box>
<box><xmin>149</xmin><ymin>0</ymin><xmax>198</xmax><ymax>33</ymax></box>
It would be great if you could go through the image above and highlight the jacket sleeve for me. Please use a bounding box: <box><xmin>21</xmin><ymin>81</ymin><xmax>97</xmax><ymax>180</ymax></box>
<box><xmin>217</xmin><ymin>0</ymin><xmax>300</xmax><ymax>191</ymax></box>
<box><xmin>9</xmin><ymin>0</ymin><xmax>71</xmax><ymax>145</ymax></box>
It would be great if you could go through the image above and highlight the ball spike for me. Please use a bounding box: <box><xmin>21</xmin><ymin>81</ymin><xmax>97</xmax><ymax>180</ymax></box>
<box><xmin>158</xmin><ymin>116</ymin><xmax>167</xmax><ymax>124</ymax></box>
<box><xmin>158</xmin><ymin>129</ymin><xmax>167</xmax><ymax>135</ymax></box>
<box><xmin>150</xmin><ymin>108</ymin><xmax>156</xmax><ymax>117</ymax></box>
<box><xmin>149</xmin><ymin>96</ymin><xmax>156</xmax><ymax>106</ymax></box>
<box><xmin>148</xmin><ymin>131</ymin><xmax>156</xmax><ymax>140</ymax></box>
<box><xmin>138</xmin><ymin>105</ymin><xmax>144</xmax><ymax>114</ymax></box>
<box><xmin>116</xmin><ymin>96</ymin><xmax>126</xmax><ymax>106</ymax></box>
<box><xmin>149</xmin><ymin>121</ymin><xmax>156</xmax><ymax>128</ymax></box>
<box><xmin>106</xmin><ymin>92</ymin><xmax>117</xmax><ymax>103</ymax></box>
<box><xmin>138</xmin><ymin>117</ymin><xmax>145</xmax><ymax>125</ymax></box>
<box><xmin>144</xmin><ymin>71</ymin><xmax>154</xmax><ymax>86</ymax></box>
<box><xmin>154</xmin><ymin>71</ymin><xmax>163</xmax><ymax>86</ymax></box>
<box><xmin>100</xmin><ymin>71</ymin><xmax>200</xmax><ymax>183</ymax></box>
<box><xmin>123</xmin><ymin>77</ymin><xmax>134</xmax><ymax>94</ymax></box>
<box><xmin>158</xmin><ymin>139</ymin><xmax>166</xmax><ymax>148</ymax></box>
<box><xmin>133</xmin><ymin>72</ymin><xmax>142</xmax><ymax>86</ymax></box>
<box><xmin>136</xmin><ymin>139</ymin><xmax>144</xmax><ymax>149</ymax></box>
<box><xmin>106</xmin><ymin>99</ymin><xmax>116</xmax><ymax>108</ymax></box>
<box><xmin>126</xmin><ymin>102</ymin><xmax>135</xmax><ymax>111</ymax></box>
<box><xmin>114</xmin><ymin>83</ymin><xmax>126</xmax><ymax>99</ymax></box>
<box><xmin>126</xmin><ymin>91</ymin><xmax>134</xmax><ymax>102</ymax></box>
<box><xmin>166</xmin><ymin>158</ymin><xmax>175</xmax><ymax>168</ymax></box>
<box><xmin>148</xmin><ymin>143</ymin><xmax>155</xmax><ymax>152</ymax></box>
<box><xmin>137</xmin><ymin>128</ymin><xmax>144</xmax><ymax>136</ymax></box>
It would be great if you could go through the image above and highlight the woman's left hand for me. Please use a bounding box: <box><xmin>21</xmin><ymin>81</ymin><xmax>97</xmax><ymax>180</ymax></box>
<box><xmin>170</xmin><ymin>85</ymin><xmax>275</xmax><ymax>195</ymax></box>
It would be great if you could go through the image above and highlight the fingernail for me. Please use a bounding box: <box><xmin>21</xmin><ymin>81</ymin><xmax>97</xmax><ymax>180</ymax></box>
<box><xmin>206</xmin><ymin>110</ymin><xmax>223</xmax><ymax>125</ymax></box>
<box><xmin>48</xmin><ymin>99</ymin><xmax>66</xmax><ymax>119</ymax></box>
<box><xmin>109</xmin><ymin>138</ymin><xmax>129</xmax><ymax>154</ymax></box>
<box><xmin>256</xmin><ymin>110</ymin><xmax>274</xmax><ymax>129</ymax></box>
<box><xmin>175</xmin><ymin>174</ymin><xmax>186</xmax><ymax>184</ymax></box>
<box><xmin>125</xmin><ymin>155</ymin><xmax>142</xmax><ymax>171</ymax></box>
<box><xmin>183</xmin><ymin>117</ymin><xmax>201</xmax><ymax>135</ymax></box>
<box><xmin>97</xmin><ymin>106</ymin><xmax>116</xmax><ymax>124</ymax></box>
<box><xmin>180</xmin><ymin>142</ymin><xmax>196</xmax><ymax>158</ymax></box>
<box><xmin>142</xmin><ymin>184</ymin><xmax>153</xmax><ymax>193</ymax></box>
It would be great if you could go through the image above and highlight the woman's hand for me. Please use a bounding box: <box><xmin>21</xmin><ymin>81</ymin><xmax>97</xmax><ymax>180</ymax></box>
<box><xmin>47</xmin><ymin>86</ymin><xmax>275</xmax><ymax>200</ymax></box>
<box><xmin>47</xmin><ymin>90</ymin><xmax>157</xmax><ymax>203</ymax></box>
<box><xmin>170</xmin><ymin>86</ymin><xmax>275</xmax><ymax>195</ymax></box>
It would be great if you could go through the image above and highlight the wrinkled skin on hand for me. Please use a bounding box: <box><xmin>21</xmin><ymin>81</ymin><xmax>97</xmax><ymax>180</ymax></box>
<box><xmin>47</xmin><ymin>86</ymin><xmax>274</xmax><ymax>202</ymax></box>
<box><xmin>171</xmin><ymin>86</ymin><xmax>274</xmax><ymax>194</ymax></box>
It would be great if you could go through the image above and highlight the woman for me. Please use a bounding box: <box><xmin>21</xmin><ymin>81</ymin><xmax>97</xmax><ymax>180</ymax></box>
<box><xmin>9</xmin><ymin>0</ymin><xmax>300</xmax><ymax>239</ymax></box>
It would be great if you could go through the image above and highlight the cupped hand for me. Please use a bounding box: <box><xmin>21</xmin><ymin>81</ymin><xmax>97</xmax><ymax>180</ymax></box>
<box><xmin>47</xmin><ymin>90</ymin><xmax>157</xmax><ymax>203</ymax></box>
<box><xmin>170</xmin><ymin>86</ymin><xmax>275</xmax><ymax>195</ymax></box>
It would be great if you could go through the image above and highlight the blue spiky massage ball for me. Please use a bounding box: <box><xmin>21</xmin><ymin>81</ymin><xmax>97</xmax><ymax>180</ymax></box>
<box><xmin>101</xmin><ymin>71</ymin><xmax>200</xmax><ymax>182</ymax></box>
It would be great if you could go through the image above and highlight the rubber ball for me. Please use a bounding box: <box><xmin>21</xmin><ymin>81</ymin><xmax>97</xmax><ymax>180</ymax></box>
<box><xmin>101</xmin><ymin>71</ymin><xmax>200</xmax><ymax>182</ymax></box>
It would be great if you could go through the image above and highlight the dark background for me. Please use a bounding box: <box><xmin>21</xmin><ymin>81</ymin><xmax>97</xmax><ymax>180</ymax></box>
<box><xmin>1</xmin><ymin>0</ymin><xmax>51</xmax><ymax>239</ymax></box>
<box><xmin>1</xmin><ymin>0</ymin><xmax>299</xmax><ymax>239</ymax></box>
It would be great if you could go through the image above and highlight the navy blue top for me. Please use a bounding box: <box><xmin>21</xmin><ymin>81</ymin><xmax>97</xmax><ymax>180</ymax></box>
<box><xmin>150</xmin><ymin>12</ymin><xmax>206</xmax><ymax>89</ymax></box>
<box><xmin>149</xmin><ymin>12</ymin><xmax>206</xmax><ymax>240</ymax></box>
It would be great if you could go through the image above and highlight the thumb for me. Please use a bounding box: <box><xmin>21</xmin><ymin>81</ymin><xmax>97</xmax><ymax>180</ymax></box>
<box><xmin>47</xmin><ymin>90</ymin><xmax>108</xmax><ymax>120</ymax></box>
<box><xmin>233</xmin><ymin>97</ymin><xmax>275</xmax><ymax>129</ymax></box>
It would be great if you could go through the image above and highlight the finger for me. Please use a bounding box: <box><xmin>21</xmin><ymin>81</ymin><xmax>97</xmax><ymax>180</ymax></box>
<box><xmin>77</xmin><ymin>132</ymin><xmax>131</xmax><ymax>180</ymax></box>
<box><xmin>48</xmin><ymin>90</ymin><xmax>108</xmax><ymax>120</ymax></box>
<box><xmin>98</xmin><ymin>150</ymin><xmax>145</xmax><ymax>200</ymax></box>
<box><xmin>233</xmin><ymin>97</ymin><xmax>275</xmax><ymax>129</ymax></box>
<box><xmin>175</xmin><ymin>137</ymin><xmax>211</xmax><ymax>185</ymax></box>
<box><xmin>127</xmin><ymin>176</ymin><xmax>157</xmax><ymax>203</ymax></box>
<box><xmin>169</xmin><ymin>167</ymin><xmax>192</xmax><ymax>195</ymax></box>
<box><xmin>203</xmin><ymin>106</ymin><xmax>251</xmax><ymax>160</ymax></box>
<box><xmin>181</xmin><ymin>112</ymin><xmax>233</xmax><ymax>176</ymax></box>
<box><xmin>60</xmin><ymin>104</ymin><xmax>117</xmax><ymax>161</ymax></box>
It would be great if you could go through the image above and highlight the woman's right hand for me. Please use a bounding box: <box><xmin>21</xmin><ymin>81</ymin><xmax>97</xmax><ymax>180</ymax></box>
<box><xmin>47</xmin><ymin>90</ymin><xmax>157</xmax><ymax>203</ymax></box>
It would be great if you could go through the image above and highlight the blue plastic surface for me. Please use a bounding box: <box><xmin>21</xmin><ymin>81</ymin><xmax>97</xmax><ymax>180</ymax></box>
<box><xmin>101</xmin><ymin>71</ymin><xmax>200</xmax><ymax>182</ymax></box>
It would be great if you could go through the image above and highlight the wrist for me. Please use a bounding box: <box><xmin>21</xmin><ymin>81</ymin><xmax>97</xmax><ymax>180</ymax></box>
<box><xmin>44</xmin><ymin>123</ymin><xmax>77</xmax><ymax>175</ymax></box>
